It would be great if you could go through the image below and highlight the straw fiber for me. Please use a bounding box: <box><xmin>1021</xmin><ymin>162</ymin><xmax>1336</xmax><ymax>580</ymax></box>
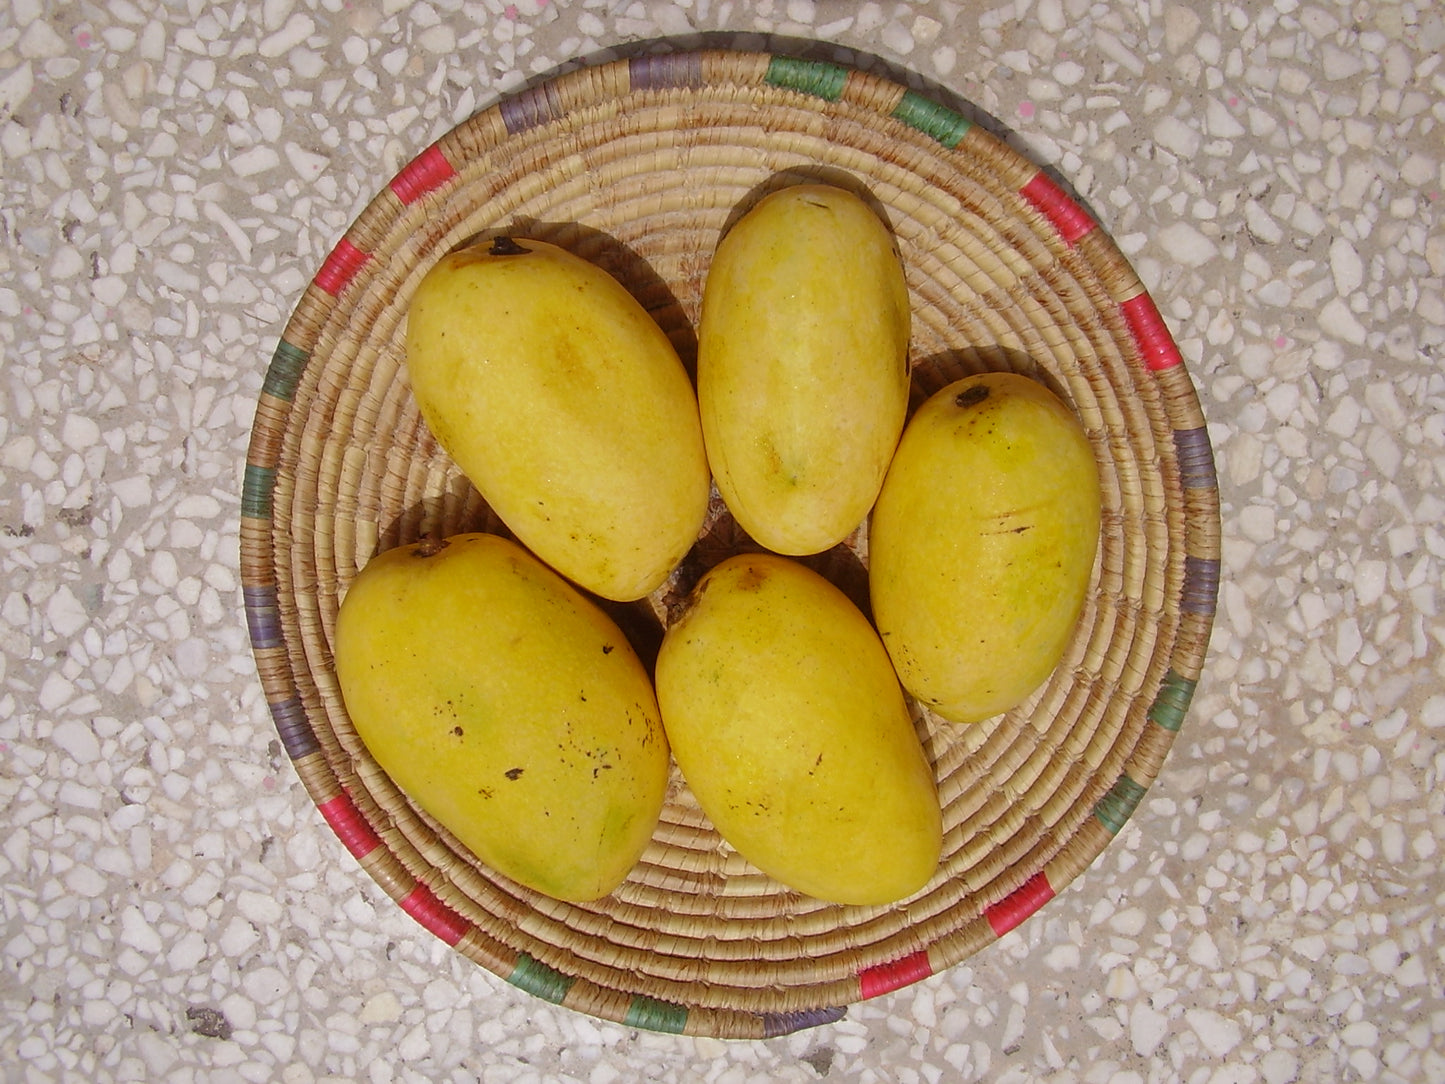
<box><xmin>242</xmin><ymin>50</ymin><xmax>1220</xmax><ymax>1039</ymax></box>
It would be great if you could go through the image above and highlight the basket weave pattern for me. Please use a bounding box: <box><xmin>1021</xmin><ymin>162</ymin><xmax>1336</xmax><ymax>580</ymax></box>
<box><xmin>241</xmin><ymin>51</ymin><xmax>1220</xmax><ymax>1039</ymax></box>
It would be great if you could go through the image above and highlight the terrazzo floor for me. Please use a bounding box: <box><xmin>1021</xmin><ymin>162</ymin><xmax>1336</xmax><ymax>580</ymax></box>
<box><xmin>2</xmin><ymin>0</ymin><xmax>1443</xmax><ymax>1081</ymax></box>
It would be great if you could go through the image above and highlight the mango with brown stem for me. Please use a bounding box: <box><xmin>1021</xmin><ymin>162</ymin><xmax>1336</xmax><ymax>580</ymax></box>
<box><xmin>869</xmin><ymin>371</ymin><xmax>1102</xmax><ymax>723</ymax></box>
<box><xmin>405</xmin><ymin>237</ymin><xmax>710</xmax><ymax>602</ymax></box>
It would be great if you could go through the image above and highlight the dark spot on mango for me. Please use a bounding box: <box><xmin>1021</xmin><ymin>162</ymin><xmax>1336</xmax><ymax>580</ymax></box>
<box><xmin>451</xmin><ymin>726</ymin><xmax>464</xmax><ymax>737</ymax></box>
<box><xmin>734</xmin><ymin>564</ymin><xmax>769</xmax><ymax>591</ymax></box>
<box><xmin>954</xmin><ymin>384</ymin><xmax>990</xmax><ymax>409</ymax></box>
<box><xmin>412</xmin><ymin>536</ymin><xmax>449</xmax><ymax>558</ymax></box>
<box><xmin>504</xmin><ymin>767</ymin><xmax>524</xmax><ymax>780</ymax></box>
<box><xmin>602</xmin><ymin>643</ymin><xmax>614</xmax><ymax>654</ymax></box>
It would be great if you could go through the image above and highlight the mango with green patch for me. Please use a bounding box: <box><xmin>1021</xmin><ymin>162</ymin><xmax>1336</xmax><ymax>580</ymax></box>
<box><xmin>334</xmin><ymin>532</ymin><xmax>670</xmax><ymax>902</ymax></box>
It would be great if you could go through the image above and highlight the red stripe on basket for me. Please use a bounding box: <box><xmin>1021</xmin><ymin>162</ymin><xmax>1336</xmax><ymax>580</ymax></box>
<box><xmin>985</xmin><ymin>871</ymin><xmax>1056</xmax><ymax>937</ymax></box>
<box><xmin>389</xmin><ymin>144</ymin><xmax>457</xmax><ymax>205</ymax></box>
<box><xmin>859</xmin><ymin>949</ymin><xmax>933</xmax><ymax>998</ymax></box>
<box><xmin>398</xmin><ymin>882</ymin><xmax>470</xmax><ymax>946</ymax></box>
<box><xmin>317</xmin><ymin>792</ymin><xmax>382</xmax><ymax>858</ymax></box>
<box><xmin>314</xmin><ymin>238</ymin><xmax>370</xmax><ymax>296</ymax></box>
<box><xmin>1019</xmin><ymin>171</ymin><xmax>1096</xmax><ymax>245</ymax></box>
<box><xmin>1120</xmin><ymin>292</ymin><xmax>1184</xmax><ymax>371</ymax></box>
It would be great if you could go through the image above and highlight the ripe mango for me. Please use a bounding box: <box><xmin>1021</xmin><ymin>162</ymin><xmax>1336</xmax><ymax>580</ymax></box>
<box><xmin>404</xmin><ymin>237</ymin><xmax>711</xmax><ymax>602</ymax></box>
<box><xmin>869</xmin><ymin>372</ymin><xmax>1102</xmax><ymax>723</ymax></box>
<box><xmin>333</xmin><ymin>532</ymin><xmax>670</xmax><ymax>902</ymax></box>
<box><xmin>654</xmin><ymin>553</ymin><xmax>942</xmax><ymax>906</ymax></box>
<box><xmin>697</xmin><ymin>184</ymin><xmax>910</xmax><ymax>555</ymax></box>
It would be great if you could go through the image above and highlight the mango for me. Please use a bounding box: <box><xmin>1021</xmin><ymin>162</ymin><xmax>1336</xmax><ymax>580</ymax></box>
<box><xmin>333</xmin><ymin>532</ymin><xmax>670</xmax><ymax>902</ymax></box>
<box><xmin>697</xmin><ymin>184</ymin><xmax>910</xmax><ymax>555</ymax></box>
<box><xmin>405</xmin><ymin>236</ymin><xmax>711</xmax><ymax>602</ymax></box>
<box><xmin>654</xmin><ymin>553</ymin><xmax>941</xmax><ymax>906</ymax></box>
<box><xmin>869</xmin><ymin>372</ymin><xmax>1102</xmax><ymax>723</ymax></box>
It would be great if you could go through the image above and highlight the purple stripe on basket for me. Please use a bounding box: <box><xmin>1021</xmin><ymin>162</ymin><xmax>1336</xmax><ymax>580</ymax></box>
<box><xmin>243</xmin><ymin>584</ymin><xmax>283</xmax><ymax>649</ymax></box>
<box><xmin>1019</xmin><ymin>171</ymin><xmax>1096</xmax><ymax>245</ymax></box>
<box><xmin>270</xmin><ymin>696</ymin><xmax>321</xmax><ymax>760</ymax></box>
<box><xmin>389</xmin><ymin>144</ymin><xmax>457</xmax><ymax>205</ymax></box>
<box><xmin>399</xmin><ymin>882</ymin><xmax>471</xmax><ymax>947</ymax></box>
<box><xmin>1174</xmin><ymin>426</ymin><xmax>1217</xmax><ymax>490</ymax></box>
<box><xmin>500</xmin><ymin>83</ymin><xmax>557</xmax><ymax>134</ymax></box>
<box><xmin>762</xmin><ymin>1006</ymin><xmax>848</xmax><ymax>1037</ymax></box>
<box><xmin>628</xmin><ymin>52</ymin><xmax>702</xmax><ymax>90</ymax></box>
<box><xmin>859</xmin><ymin>949</ymin><xmax>933</xmax><ymax>998</ymax></box>
<box><xmin>1182</xmin><ymin>555</ymin><xmax>1220</xmax><ymax>615</ymax></box>
<box><xmin>985</xmin><ymin>870</ymin><xmax>1055</xmax><ymax>937</ymax></box>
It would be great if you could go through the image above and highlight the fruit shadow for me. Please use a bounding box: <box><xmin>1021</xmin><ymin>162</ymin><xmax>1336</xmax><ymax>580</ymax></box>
<box><xmin>716</xmin><ymin>166</ymin><xmax>903</xmax><ymax>252</ymax></box>
<box><xmin>372</xmin><ymin>481</ymin><xmax>870</xmax><ymax>681</ymax></box>
<box><xmin>659</xmin><ymin>492</ymin><xmax>873</xmax><ymax>625</ymax></box>
<box><xmin>907</xmin><ymin>346</ymin><xmax>1073</xmax><ymax>418</ymax></box>
<box><xmin>448</xmin><ymin>218</ymin><xmax>700</xmax><ymax>382</ymax></box>
<box><xmin>371</xmin><ymin>484</ymin><xmax>670</xmax><ymax>673</ymax></box>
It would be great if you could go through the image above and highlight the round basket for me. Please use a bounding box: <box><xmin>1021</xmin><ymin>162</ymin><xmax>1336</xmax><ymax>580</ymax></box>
<box><xmin>241</xmin><ymin>50</ymin><xmax>1220</xmax><ymax>1039</ymax></box>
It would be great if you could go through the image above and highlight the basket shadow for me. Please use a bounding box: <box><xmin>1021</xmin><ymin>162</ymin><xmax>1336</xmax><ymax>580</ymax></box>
<box><xmin>908</xmin><ymin>346</ymin><xmax>1075</xmax><ymax>418</ymax></box>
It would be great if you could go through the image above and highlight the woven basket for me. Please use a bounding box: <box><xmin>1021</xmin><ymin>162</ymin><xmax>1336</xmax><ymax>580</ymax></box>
<box><xmin>241</xmin><ymin>50</ymin><xmax>1220</xmax><ymax>1039</ymax></box>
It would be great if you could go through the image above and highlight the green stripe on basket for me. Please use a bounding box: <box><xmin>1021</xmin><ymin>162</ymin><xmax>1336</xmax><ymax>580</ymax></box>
<box><xmin>1094</xmin><ymin>773</ymin><xmax>1148</xmax><ymax>835</ymax></box>
<box><xmin>261</xmin><ymin>340</ymin><xmax>310</xmax><ymax>402</ymax></box>
<box><xmin>891</xmin><ymin>91</ymin><xmax>972</xmax><ymax>147</ymax></box>
<box><xmin>241</xmin><ymin>463</ymin><xmax>276</xmax><ymax>519</ymax></box>
<box><xmin>1147</xmin><ymin>670</ymin><xmax>1196</xmax><ymax>733</ymax></box>
<box><xmin>507</xmin><ymin>953</ymin><xmax>575</xmax><ymax>1005</ymax></box>
<box><xmin>765</xmin><ymin>56</ymin><xmax>848</xmax><ymax>100</ymax></box>
<box><xmin>624</xmin><ymin>994</ymin><xmax>689</xmax><ymax>1034</ymax></box>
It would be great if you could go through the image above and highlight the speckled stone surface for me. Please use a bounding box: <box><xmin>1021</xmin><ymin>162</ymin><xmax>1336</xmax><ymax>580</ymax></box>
<box><xmin>2</xmin><ymin>0</ymin><xmax>1442</xmax><ymax>1081</ymax></box>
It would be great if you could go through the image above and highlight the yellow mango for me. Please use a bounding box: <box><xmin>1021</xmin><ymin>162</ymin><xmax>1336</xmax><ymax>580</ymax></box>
<box><xmin>869</xmin><ymin>372</ymin><xmax>1102</xmax><ymax>723</ymax></box>
<box><xmin>333</xmin><ymin>532</ymin><xmax>670</xmax><ymax>902</ymax></box>
<box><xmin>405</xmin><ymin>237</ymin><xmax>711</xmax><ymax>602</ymax></box>
<box><xmin>697</xmin><ymin>184</ymin><xmax>910</xmax><ymax>555</ymax></box>
<box><xmin>654</xmin><ymin>553</ymin><xmax>941</xmax><ymax>906</ymax></box>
